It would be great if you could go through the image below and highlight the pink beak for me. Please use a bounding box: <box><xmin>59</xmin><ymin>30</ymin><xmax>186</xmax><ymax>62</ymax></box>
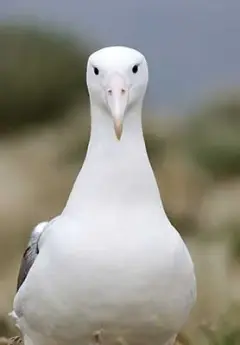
<box><xmin>105</xmin><ymin>74</ymin><xmax>128</xmax><ymax>140</ymax></box>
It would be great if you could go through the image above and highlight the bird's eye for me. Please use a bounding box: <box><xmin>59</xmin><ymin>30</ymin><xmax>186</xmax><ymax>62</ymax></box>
<box><xmin>93</xmin><ymin>67</ymin><xmax>99</xmax><ymax>75</ymax></box>
<box><xmin>132</xmin><ymin>65</ymin><xmax>139</xmax><ymax>74</ymax></box>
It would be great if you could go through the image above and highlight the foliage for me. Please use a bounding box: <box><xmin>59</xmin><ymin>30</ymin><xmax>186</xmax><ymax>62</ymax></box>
<box><xmin>185</xmin><ymin>95</ymin><xmax>240</xmax><ymax>179</ymax></box>
<box><xmin>229</xmin><ymin>224</ymin><xmax>240</xmax><ymax>263</ymax></box>
<box><xmin>201</xmin><ymin>322</ymin><xmax>240</xmax><ymax>345</ymax></box>
<box><xmin>0</xmin><ymin>24</ymin><xmax>89</xmax><ymax>134</ymax></box>
<box><xmin>145</xmin><ymin>134</ymin><xmax>166</xmax><ymax>164</ymax></box>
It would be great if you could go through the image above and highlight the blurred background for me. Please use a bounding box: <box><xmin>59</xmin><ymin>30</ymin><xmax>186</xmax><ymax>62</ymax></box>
<box><xmin>0</xmin><ymin>1</ymin><xmax>240</xmax><ymax>344</ymax></box>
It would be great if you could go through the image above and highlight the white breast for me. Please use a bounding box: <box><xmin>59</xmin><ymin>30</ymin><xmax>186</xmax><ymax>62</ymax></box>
<box><xmin>14</xmin><ymin>214</ymin><xmax>196</xmax><ymax>345</ymax></box>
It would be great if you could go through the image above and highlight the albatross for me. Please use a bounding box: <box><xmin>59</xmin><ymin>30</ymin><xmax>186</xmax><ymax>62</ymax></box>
<box><xmin>10</xmin><ymin>46</ymin><xmax>196</xmax><ymax>345</ymax></box>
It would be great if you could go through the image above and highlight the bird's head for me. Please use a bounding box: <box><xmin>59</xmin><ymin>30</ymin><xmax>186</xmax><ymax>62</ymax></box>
<box><xmin>86</xmin><ymin>46</ymin><xmax>148</xmax><ymax>140</ymax></box>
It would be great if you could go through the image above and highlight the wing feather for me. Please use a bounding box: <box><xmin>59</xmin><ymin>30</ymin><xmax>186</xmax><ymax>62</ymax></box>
<box><xmin>16</xmin><ymin>221</ymin><xmax>48</xmax><ymax>291</ymax></box>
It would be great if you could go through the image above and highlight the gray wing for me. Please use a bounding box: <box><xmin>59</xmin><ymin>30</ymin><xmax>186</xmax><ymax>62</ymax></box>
<box><xmin>16</xmin><ymin>221</ymin><xmax>48</xmax><ymax>292</ymax></box>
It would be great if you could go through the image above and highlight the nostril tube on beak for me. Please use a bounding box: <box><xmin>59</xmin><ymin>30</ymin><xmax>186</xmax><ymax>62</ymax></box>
<box><xmin>107</xmin><ymin>89</ymin><xmax>126</xmax><ymax>96</ymax></box>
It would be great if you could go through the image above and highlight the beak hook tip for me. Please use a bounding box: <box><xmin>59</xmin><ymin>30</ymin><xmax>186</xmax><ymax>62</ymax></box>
<box><xmin>114</xmin><ymin>120</ymin><xmax>123</xmax><ymax>141</ymax></box>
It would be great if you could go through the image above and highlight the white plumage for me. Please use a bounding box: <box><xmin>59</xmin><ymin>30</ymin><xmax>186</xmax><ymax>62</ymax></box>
<box><xmin>11</xmin><ymin>46</ymin><xmax>196</xmax><ymax>345</ymax></box>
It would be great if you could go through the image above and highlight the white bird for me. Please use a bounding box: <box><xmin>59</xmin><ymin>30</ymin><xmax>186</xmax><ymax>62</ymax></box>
<box><xmin>10</xmin><ymin>46</ymin><xmax>196</xmax><ymax>345</ymax></box>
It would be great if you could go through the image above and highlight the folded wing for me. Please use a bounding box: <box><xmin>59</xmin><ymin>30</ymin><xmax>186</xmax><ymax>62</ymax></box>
<box><xmin>16</xmin><ymin>221</ymin><xmax>48</xmax><ymax>292</ymax></box>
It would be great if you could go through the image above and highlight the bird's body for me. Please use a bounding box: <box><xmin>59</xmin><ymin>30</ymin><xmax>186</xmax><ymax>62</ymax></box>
<box><xmin>11</xmin><ymin>46</ymin><xmax>196</xmax><ymax>345</ymax></box>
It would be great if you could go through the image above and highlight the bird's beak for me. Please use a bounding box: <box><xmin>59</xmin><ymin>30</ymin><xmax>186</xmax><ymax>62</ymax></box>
<box><xmin>105</xmin><ymin>74</ymin><xmax>128</xmax><ymax>140</ymax></box>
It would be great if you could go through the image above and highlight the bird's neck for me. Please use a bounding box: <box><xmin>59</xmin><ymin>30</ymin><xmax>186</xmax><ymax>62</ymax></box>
<box><xmin>63</xmin><ymin>105</ymin><xmax>164</xmax><ymax>217</ymax></box>
<box><xmin>87</xmin><ymin>104</ymin><xmax>146</xmax><ymax>151</ymax></box>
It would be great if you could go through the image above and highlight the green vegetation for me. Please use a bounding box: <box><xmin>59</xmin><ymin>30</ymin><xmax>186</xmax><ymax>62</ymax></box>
<box><xmin>229</xmin><ymin>225</ymin><xmax>240</xmax><ymax>263</ymax></box>
<box><xmin>0</xmin><ymin>24</ymin><xmax>89</xmax><ymax>134</ymax></box>
<box><xmin>185</xmin><ymin>95</ymin><xmax>240</xmax><ymax>180</ymax></box>
<box><xmin>200</xmin><ymin>315</ymin><xmax>240</xmax><ymax>345</ymax></box>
